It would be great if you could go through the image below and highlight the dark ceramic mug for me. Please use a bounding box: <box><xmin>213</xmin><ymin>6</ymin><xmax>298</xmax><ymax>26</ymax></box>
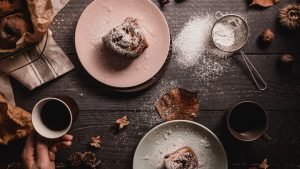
<box><xmin>226</xmin><ymin>101</ymin><xmax>271</xmax><ymax>142</ymax></box>
<box><xmin>32</xmin><ymin>96</ymin><xmax>79</xmax><ymax>139</ymax></box>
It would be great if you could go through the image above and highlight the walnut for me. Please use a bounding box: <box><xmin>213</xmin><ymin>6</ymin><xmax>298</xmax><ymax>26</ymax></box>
<box><xmin>89</xmin><ymin>135</ymin><xmax>101</xmax><ymax>149</ymax></box>
<box><xmin>116</xmin><ymin>116</ymin><xmax>130</xmax><ymax>129</ymax></box>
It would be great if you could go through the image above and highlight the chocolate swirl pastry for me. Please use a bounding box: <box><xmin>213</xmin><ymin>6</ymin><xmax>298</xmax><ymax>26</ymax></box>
<box><xmin>102</xmin><ymin>17</ymin><xmax>148</xmax><ymax>58</ymax></box>
<box><xmin>0</xmin><ymin>0</ymin><xmax>25</xmax><ymax>14</ymax></box>
<box><xmin>164</xmin><ymin>147</ymin><xmax>198</xmax><ymax>169</ymax></box>
<box><xmin>0</xmin><ymin>13</ymin><xmax>31</xmax><ymax>49</ymax></box>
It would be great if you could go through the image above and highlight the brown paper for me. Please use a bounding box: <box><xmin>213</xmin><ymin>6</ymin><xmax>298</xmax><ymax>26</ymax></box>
<box><xmin>0</xmin><ymin>95</ymin><xmax>32</xmax><ymax>145</ymax></box>
<box><xmin>0</xmin><ymin>0</ymin><xmax>54</xmax><ymax>53</ymax></box>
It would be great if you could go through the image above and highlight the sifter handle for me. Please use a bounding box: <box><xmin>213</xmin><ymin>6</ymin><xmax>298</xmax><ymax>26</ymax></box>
<box><xmin>240</xmin><ymin>51</ymin><xmax>267</xmax><ymax>91</ymax></box>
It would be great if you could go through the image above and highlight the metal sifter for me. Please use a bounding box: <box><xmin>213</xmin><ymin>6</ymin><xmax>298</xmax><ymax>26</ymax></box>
<box><xmin>212</xmin><ymin>11</ymin><xmax>267</xmax><ymax>91</ymax></box>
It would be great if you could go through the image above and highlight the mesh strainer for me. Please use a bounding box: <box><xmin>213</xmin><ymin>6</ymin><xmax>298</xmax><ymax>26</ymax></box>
<box><xmin>212</xmin><ymin>11</ymin><xmax>267</xmax><ymax>91</ymax></box>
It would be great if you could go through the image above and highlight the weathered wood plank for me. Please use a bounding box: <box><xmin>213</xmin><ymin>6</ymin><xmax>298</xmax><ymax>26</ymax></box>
<box><xmin>12</xmin><ymin>54</ymin><xmax>300</xmax><ymax>111</ymax></box>
<box><xmin>3</xmin><ymin>0</ymin><xmax>300</xmax><ymax>168</ymax></box>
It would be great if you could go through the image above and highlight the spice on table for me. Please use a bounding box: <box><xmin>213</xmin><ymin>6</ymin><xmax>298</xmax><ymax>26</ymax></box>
<box><xmin>260</xmin><ymin>29</ymin><xmax>275</xmax><ymax>44</ymax></box>
<box><xmin>89</xmin><ymin>135</ymin><xmax>102</xmax><ymax>149</ymax></box>
<box><xmin>279</xmin><ymin>3</ymin><xmax>300</xmax><ymax>30</ymax></box>
<box><xmin>156</xmin><ymin>88</ymin><xmax>200</xmax><ymax>121</ymax></box>
<box><xmin>277</xmin><ymin>54</ymin><xmax>295</xmax><ymax>72</ymax></box>
<box><xmin>259</xmin><ymin>158</ymin><xmax>269</xmax><ymax>169</ymax></box>
<box><xmin>250</xmin><ymin>0</ymin><xmax>280</xmax><ymax>7</ymax></box>
<box><xmin>116</xmin><ymin>116</ymin><xmax>130</xmax><ymax>129</ymax></box>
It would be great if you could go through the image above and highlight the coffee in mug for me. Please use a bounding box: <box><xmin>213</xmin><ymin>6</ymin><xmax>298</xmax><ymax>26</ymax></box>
<box><xmin>226</xmin><ymin>101</ymin><xmax>268</xmax><ymax>141</ymax></box>
<box><xmin>32</xmin><ymin>96</ymin><xmax>79</xmax><ymax>139</ymax></box>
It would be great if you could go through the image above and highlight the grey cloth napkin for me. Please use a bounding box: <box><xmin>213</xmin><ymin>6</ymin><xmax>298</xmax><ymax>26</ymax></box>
<box><xmin>0</xmin><ymin>0</ymin><xmax>72</xmax><ymax>103</ymax></box>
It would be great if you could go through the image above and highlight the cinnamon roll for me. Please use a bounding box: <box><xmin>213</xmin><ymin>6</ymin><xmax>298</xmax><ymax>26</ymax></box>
<box><xmin>0</xmin><ymin>0</ymin><xmax>25</xmax><ymax>14</ymax></box>
<box><xmin>0</xmin><ymin>13</ymin><xmax>31</xmax><ymax>49</ymax></box>
<box><xmin>164</xmin><ymin>147</ymin><xmax>198</xmax><ymax>169</ymax></box>
<box><xmin>102</xmin><ymin>17</ymin><xmax>148</xmax><ymax>58</ymax></box>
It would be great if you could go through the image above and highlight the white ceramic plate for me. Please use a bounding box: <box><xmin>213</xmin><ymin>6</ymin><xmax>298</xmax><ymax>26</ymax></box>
<box><xmin>75</xmin><ymin>0</ymin><xmax>170</xmax><ymax>88</ymax></box>
<box><xmin>133</xmin><ymin>120</ymin><xmax>228</xmax><ymax>169</ymax></box>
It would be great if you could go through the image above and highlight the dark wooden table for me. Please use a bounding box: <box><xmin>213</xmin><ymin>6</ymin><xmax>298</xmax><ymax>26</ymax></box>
<box><xmin>1</xmin><ymin>0</ymin><xmax>300</xmax><ymax>168</ymax></box>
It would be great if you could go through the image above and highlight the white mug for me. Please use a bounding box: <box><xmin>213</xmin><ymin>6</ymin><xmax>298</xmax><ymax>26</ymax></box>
<box><xmin>32</xmin><ymin>96</ymin><xmax>79</xmax><ymax>139</ymax></box>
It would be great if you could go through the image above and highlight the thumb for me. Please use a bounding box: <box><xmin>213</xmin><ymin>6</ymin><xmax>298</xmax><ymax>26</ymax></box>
<box><xmin>35</xmin><ymin>134</ymin><xmax>50</xmax><ymax>165</ymax></box>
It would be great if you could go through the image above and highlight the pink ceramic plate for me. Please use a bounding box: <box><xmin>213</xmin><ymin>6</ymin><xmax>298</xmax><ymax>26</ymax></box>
<box><xmin>75</xmin><ymin>0</ymin><xmax>170</xmax><ymax>88</ymax></box>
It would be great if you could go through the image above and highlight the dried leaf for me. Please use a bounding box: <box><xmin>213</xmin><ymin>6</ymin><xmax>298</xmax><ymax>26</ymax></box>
<box><xmin>259</xmin><ymin>159</ymin><xmax>269</xmax><ymax>169</ymax></box>
<box><xmin>250</xmin><ymin>0</ymin><xmax>280</xmax><ymax>7</ymax></box>
<box><xmin>116</xmin><ymin>116</ymin><xmax>130</xmax><ymax>129</ymax></box>
<box><xmin>156</xmin><ymin>88</ymin><xmax>200</xmax><ymax>121</ymax></box>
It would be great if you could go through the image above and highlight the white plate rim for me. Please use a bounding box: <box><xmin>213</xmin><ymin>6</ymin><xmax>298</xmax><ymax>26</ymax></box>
<box><xmin>133</xmin><ymin>120</ymin><xmax>228</xmax><ymax>169</ymax></box>
<box><xmin>75</xmin><ymin>0</ymin><xmax>170</xmax><ymax>88</ymax></box>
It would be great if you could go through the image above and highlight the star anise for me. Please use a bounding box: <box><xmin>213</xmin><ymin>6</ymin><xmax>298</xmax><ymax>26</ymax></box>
<box><xmin>116</xmin><ymin>116</ymin><xmax>130</xmax><ymax>129</ymax></box>
<box><xmin>89</xmin><ymin>135</ymin><xmax>101</xmax><ymax>149</ymax></box>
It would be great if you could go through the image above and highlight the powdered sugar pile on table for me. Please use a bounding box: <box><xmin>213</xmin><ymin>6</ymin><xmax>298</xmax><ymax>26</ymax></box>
<box><xmin>173</xmin><ymin>14</ymin><xmax>235</xmax><ymax>84</ymax></box>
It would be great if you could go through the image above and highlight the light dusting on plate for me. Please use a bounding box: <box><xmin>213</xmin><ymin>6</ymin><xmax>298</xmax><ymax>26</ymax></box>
<box><xmin>147</xmin><ymin>124</ymin><xmax>217</xmax><ymax>169</ymax></box>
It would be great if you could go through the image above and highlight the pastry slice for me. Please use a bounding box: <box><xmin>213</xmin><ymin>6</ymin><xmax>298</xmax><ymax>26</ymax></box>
<box><xmin>164</xmin><ymin>147</ymin><xmax>198</xmax><ymax>169</ymax></box>
<box><xmin>102</xmin><ymin>17</ymin><xmax>148</xmax><ymax>58</ymax></box>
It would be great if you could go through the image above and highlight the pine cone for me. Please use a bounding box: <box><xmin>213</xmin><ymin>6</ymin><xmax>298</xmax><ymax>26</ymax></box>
<box><xmin>68</xmin><ymin>152</ymin><xmax>83</xmax><ymax>168</ymax></box>
<box><xmin>82</xmin><ymin>152</ymin><xmax>101</xmax><ymax>169</ymax></box>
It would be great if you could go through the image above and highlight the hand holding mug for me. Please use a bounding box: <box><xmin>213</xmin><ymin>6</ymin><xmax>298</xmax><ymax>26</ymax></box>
<box><xmin>22</xmin><ymin>131</ymin><xmax>73</xmax><ymax>169</ymax></box>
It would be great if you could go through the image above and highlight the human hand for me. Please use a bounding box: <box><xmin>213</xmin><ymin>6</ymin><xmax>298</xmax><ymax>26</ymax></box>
<box><xmin>22</xmin><ymin>131</ymin><xmax>73</xmax><ymax>169</ymax></box>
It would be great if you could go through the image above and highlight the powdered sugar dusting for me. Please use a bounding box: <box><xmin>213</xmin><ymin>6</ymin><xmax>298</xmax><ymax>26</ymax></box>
<box><xmin>144</xmin><ymin>123</ymin><xmax>219</xmax><ymax>169</ymax></box>
<box><xmin>212</xmin><ymin>22</ymin><xmax>236</xmax><ymax>48</ymax></box>
<box><xmin>173</xmin><ymin>14</ymin><xmax>234</xmax><ymax>84</ymax></box>
<box><xmin>174</xmin><ymin>15</ymin><xmax>213</xmax><ymax>67</ymax></box>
